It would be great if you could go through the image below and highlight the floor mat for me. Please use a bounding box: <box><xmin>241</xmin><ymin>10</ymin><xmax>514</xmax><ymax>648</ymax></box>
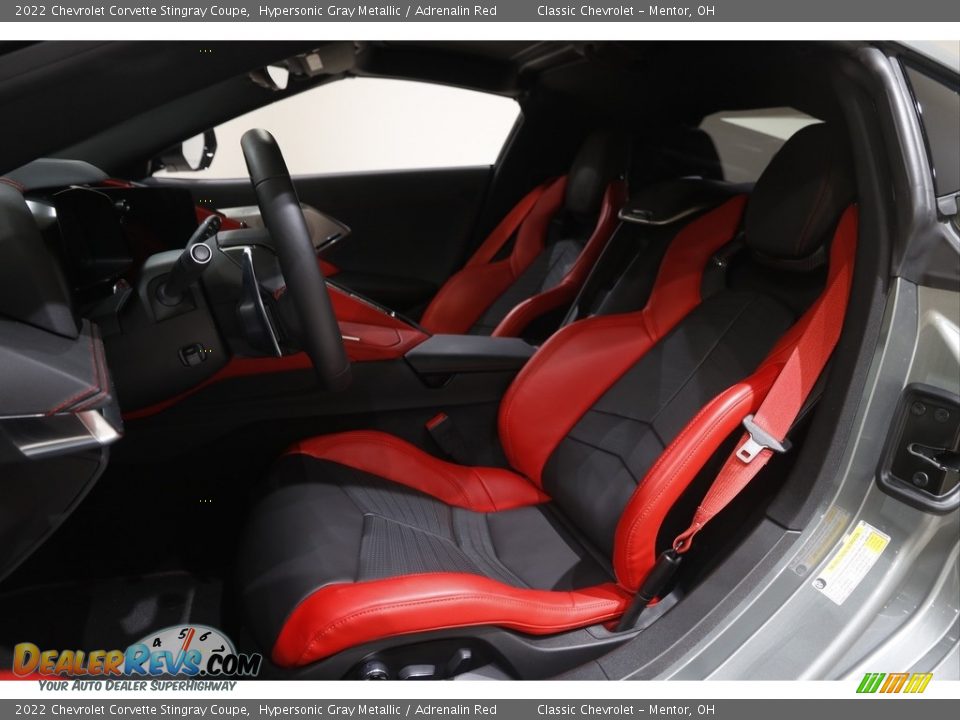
<box><xmin>0</xmin><ymin>571</ymin><xmax>222</xmax><ymax>663</ymax></box>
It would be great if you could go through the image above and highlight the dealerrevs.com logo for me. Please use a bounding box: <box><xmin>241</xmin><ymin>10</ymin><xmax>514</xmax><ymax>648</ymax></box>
<box><xmin>856</xmin><ymin>672</ymin><xmax>933</xmax><ymax>694</ymax></box>
<box><xmin>12</xmin><ymin>625</ymin><xmax>261</xmax><ymax>679</ymax></box>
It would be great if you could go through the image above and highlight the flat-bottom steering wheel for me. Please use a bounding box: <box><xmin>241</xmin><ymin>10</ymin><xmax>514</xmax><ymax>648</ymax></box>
<box><xmin>240</xmin><ymin>128</ymin><xmax>351</xmax><ymax>390</ymax></box>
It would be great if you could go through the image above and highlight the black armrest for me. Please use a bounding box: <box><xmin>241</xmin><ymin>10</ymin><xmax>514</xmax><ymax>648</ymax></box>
<box><xmin>405</xmin><ymin>334</ymin><xmax>536</xmax><ymax>375</ymax></box>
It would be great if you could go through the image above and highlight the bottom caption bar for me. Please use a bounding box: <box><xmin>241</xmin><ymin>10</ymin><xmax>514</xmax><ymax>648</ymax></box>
<box><xmin>0</xmin><ymin>700</ymin><xmax>955</xmax><ymax>720</ymax></box>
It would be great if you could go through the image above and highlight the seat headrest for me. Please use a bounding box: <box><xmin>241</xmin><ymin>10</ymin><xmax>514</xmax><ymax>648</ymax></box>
<box><xmin>745</xmin><ymin>123</ymin><xmax>855</xmax><ymax>261</ymax></box>
<box><xmin>634</xmin><ymin>127</ymin><xmax>725</xmax><ymax>185</ymax></box>
<box><xmin>565</xmin><ymin>130</ymin><xmax>629</xmax><ymax>218</ymax></box>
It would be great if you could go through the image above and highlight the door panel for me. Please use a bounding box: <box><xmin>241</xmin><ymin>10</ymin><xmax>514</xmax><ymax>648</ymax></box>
<box><xmin>150</xmin><ymin>167</ymin><xmax>492</xmax><ymax>312</ymax></box>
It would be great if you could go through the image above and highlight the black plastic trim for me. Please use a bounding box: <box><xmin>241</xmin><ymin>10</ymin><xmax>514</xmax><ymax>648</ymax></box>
<box><xmin>405</xmin><ymin>334</ymin><xmax>536</xmax><ymax>376</ymax></box>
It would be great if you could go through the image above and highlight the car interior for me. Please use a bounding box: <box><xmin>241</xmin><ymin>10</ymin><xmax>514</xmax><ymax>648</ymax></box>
<box><xmin>0</xmin><ymin>40</ymin><xmax>906</xmax><ymax>680</ymax></box>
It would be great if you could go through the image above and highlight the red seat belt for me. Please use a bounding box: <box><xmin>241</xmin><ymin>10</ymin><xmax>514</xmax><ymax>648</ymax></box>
<box><xmin>466</xmin><ymin>179</ymin><xmax>554</xmax><ymax>267</ymax></box>
<box><xmin>672</xmin><ymin>206</ymin><xmax>858</xmax><ymax>555</ymax></box>
<box><xmin>617</xmin><ymin>206</ymin><xmax>857</xmax><ymax>632</ymax></box>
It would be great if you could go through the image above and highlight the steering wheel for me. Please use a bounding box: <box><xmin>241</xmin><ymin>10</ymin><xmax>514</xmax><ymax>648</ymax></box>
<box><xmin>240</xmin><ymin>128</ymin><xmax>351</xmax><ymax>390</ymax></box>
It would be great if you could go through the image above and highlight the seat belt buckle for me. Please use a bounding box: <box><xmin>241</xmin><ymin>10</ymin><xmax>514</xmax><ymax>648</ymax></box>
<box><xmin>736</xmin><ymin>414</ymin><xmax>791</xmax><ymax>463</ymax></box>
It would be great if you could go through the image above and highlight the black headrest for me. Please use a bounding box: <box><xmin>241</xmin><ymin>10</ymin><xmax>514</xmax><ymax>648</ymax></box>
<box><xmin>631</xmin><ymin>127</ymin><xmax>724</xmax><ymax>186</ymax></box>
<box><xmin>745</xmin><ymin>123</ymin><xmax>855</xmax><ymax>261</ymax></box>
<box><xmin>565</xmin><ymin>130</ymin><xmax>629</xmax><ymax>218</ymax></box>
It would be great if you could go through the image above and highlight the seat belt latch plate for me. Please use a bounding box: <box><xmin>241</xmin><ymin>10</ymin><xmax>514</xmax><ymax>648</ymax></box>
<box><xmin>737</xmin><ymin>414</ymin><xmax>791</xmax><ymax>463</ymax></box>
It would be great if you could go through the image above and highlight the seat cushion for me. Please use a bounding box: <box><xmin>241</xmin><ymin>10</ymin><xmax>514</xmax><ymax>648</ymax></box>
<box><xmin>238</xmin><ymin>433</ymin><xmax>629</xmax><ymax>667</ymax></box>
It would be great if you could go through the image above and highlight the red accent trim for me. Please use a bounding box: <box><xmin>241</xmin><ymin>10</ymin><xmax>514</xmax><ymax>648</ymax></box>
<box><xmin>327</xmin><ymin>285</ymin><xmax>415</xmax><ymax>330</ymax></box>
<box><xmin>99</xmin><ymin>180</ymin><xmax>339</xmax><ymax>275</ymax></box>
<box><xmin>419</xmin><ymin>261</ymin><xmax>517</xmax><ymax>334</ymax></box>
<box><xmin>123</xmin><ymin>284</ymin><xmax>427</xmax><ymax>420</ymax></box>
<box><xmin>499</xmin><ymin>195</ymin><xmax>749</xmax><ymax>484</ymax></box>
<box><xmin>47</xmin><ymin>329</ymin><xmax>106</xmax><ymax>415</ymax></box>
<box><xmin>419</xmin><ymin>178</ymin><xmax>567</xmax><ymax>335</ymax></box>
<box><xmin>287</xmin><ymin>430</ymin><xmax>547</xmax><ymax>512</ymax></box>
<box><xmin>123</xmin><ymin>320</ymin><xmax>425</xmax><ymax>420</ymax></box>
<box><xmin>195</xmin><ymin>205</ymin><xmax>244</xmax><ymax>231</ymax></box>
<box><xmin>468</xmin><ymin>181</ymin><xmax>553</xmax><ymax>267</ymax></box>
<box><xmin>74</xmin><ymin>328</ymin><xmax>108</xmax><ymax>413</ymax></box>
<box><xmin>425</xmin><ymin>412</ymin><xmax>448</xmax><ymax>431</ymax></box>
<box><xmin>272</xmin><ymin>573</ymin><xmax>630</xmax><ymax>667</ymax></box>
<box><xmin>0</xmin><ymin>177</ymin><xmax>26</xmax><ymax>193</ymax></box>
<box><xmin>491</xmin><ymin>181</ymin><xmax>627</xmax><ymax>338</ymax></box>
<box><xmin>339</xmin><ymin>321</ymin><xmax>426</xmax><ymax>363</ymax></box>
<box><xmin>0</xmin><ymin>670</ymin><xmax>47</xmax><ymax>680</ymax></box>
<box><xmin>318</xmin><ymin>258</ymin><xmax>340</xmax><ymax>277</ymax></box>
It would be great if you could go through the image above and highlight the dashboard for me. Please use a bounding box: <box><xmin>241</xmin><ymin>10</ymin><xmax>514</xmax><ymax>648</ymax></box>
<box><xmin>1</xmin><ymin>159</ymin><xmax>427</xmax><ymax>417</ymax></box>
<box><xmin>0</xmin><ymin>156</ymin><xmax>506</xmax><ymax>586</ymax></box>
<box><xmin>0</xmin><ymin>159</ymin><xmax>248</xmax><ymax>583</ymax></box>
<box><xmin>30</xmin><ymin>183</ymin><xmax>200</xmax><ymax>307</ymax></box>
<box><xmin>0</xmin><ymin>162</ymin><xmax>132</xmax><ymax>583</ymax></box>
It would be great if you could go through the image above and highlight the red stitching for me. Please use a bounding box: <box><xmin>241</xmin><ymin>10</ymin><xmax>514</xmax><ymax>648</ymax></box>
<box><xmin>74</xmin><ymin>332</ymin><xmax>107</xmax><ymax>412</ymax></box>
<box><xmin>47</xmin><ymin>331</ymin><xmax>101</xmax><ymax>415</ymax></box>
<box><xmin>0</xmin><ymin>177</ymin><xmax>25</xmax><ymax>192</ymax></box>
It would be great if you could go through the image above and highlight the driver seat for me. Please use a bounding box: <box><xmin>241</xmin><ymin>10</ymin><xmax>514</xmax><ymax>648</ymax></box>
<box><xmin>418</xmin><ymin>130</ymin><xmax>629</xmax><ymax>338</ymax></box>
<box><xmin>238</xmin><ymin>124</ymin><xmax>857</xmax><ymax>670</ymax></box>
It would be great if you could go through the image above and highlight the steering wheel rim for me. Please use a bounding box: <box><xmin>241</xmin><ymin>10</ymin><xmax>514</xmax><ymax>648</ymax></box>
<box><xmin>240</xmin><ymin>128</ymin><xmax>351</xmax><ymax>390</ymax></box>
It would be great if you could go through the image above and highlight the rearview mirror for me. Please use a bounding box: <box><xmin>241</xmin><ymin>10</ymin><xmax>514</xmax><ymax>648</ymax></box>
<box><xmin>250</xmin><ymin>64</ymin><xmax>290</xmax><ymax>91</ymax></box>
<box><xmin>153</xmin><ymin>129</ymin><xmax>218</xmax><ymax>173</ymax></box>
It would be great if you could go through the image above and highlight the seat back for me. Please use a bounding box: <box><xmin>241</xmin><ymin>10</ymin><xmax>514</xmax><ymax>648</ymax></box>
<box><xmin>419</xmin><ymin>130</ymin><xmax>629</xmax><ymax>337</ymax></box>
<box><xmin>498</xmin><ymin>123</ymin><xmax>857</xmax><ymax>586</ymax></box>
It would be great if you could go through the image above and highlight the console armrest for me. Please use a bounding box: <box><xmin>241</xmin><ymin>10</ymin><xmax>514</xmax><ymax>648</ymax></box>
<box><xmin>404</xmin><ymin>334</ymin><xmax>536</xmax><ymax>375</ymax></box>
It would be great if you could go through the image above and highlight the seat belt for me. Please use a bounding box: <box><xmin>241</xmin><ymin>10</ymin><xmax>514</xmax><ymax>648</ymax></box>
<box><xmin>671</xmin><ymin>236</ymin><xmax>855</xmax><ymax>555</ymax></box>
<box><xmin>467</xmin><ymin>180</ymin><xmax>554</xmax><ymax>267</ymax></box>
<box><xmin>617</xmin><ymin>215</ymin><xmax>856</xmax><ymax>631</ymax></box>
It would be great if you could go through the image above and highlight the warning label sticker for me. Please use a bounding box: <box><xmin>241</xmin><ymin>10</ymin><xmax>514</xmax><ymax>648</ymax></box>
<box><xmin>812</xmin><ymin>520</ymin><xmax>891</xmax><ymax>605</ymax></box>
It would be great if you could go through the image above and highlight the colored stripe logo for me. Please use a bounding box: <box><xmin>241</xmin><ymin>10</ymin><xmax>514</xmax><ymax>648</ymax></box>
<box><xmin>857</xmin><ymin>672</ymin><xmax>932</xmax><ymax>693</ymax></box>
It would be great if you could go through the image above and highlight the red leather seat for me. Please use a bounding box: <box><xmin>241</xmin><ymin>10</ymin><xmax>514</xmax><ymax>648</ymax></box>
<box><xmin>419</xmin><ymin>131</ymin><xmax>628</xmax><ymax>338</ymax></box>
<box><xmin>238</xmin><ymin>124</ymin><xmax>858</xmax><ymax>669</ymax></box>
